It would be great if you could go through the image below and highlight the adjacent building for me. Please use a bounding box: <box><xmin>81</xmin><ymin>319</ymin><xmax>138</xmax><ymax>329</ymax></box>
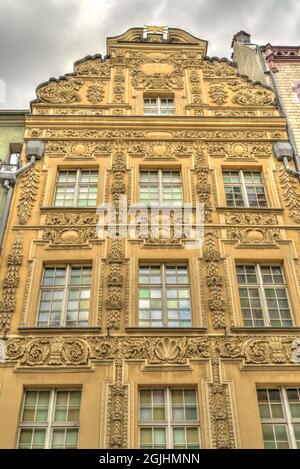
<box><xmin>0</xmin><ymin>110</ymin><xmax>28</xmax><ymax>233</ymax></box>
<box><xmin>0</xmin><ymin>26</ymin><xmax>300</xmax><ymax>449</ymax></box>
<box><xmin>232</xmin><ymin>31</ymin><xmax>300</xmax><ymax>168</ymax></box>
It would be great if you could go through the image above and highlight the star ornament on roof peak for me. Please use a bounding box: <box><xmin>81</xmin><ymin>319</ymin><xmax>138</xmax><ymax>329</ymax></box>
<box><xmin>144</xmin><ymin>25</ymin><xmax>168</xmax><ymax>35</ymax></box>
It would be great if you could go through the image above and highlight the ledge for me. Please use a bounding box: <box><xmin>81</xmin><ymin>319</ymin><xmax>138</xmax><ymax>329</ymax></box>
<box><xmin>18</xmin><ymin>327</ymin><xmax>102</xmax><ymax>335</ymax></box>
<box><xmin>216</xmin><ymin>207</ymin><xmax>284</xmax><ymax>213</ymax></box>
<box><xmin>231</xmin><ymin>327</ymin><xmax>300</xmax><ymax>334</ymax></box>
<box><xmin>125</xmin><ymin>327</ymin><xmax>207</xmax><ymax>335</ymax></box>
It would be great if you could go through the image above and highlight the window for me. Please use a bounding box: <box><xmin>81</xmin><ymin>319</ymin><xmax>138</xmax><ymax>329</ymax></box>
<box><xmin>140</xmin><ymin>170</ymin><xmax>183</xmax><ymax>207</ymax></box>
<box><xmin>236</xmin><ymin>264</ymin><xmax>292</xmax><ymax>327</ymax></box>
<box><xmin>139</xmin><ymin>388</ymin><xmax>200</xmax><ymax>449</ymax></box>
<box><xmin>223</xmin><ymin>170</ymin><xmax>268</xmax><ymax>208</ymax></box>
<box><xmin>54</xmin><ymin>169</ymin><xmax>98</xmax><ymax>207</ymax></box>
<box><xmin>8</xmin><ymin>143</ymin><xmax>22</xmax><ymax>166</ymax></box>
<box><xmin>138</xmin><ymin>263</ymin><xmax>191</xmax><ymax>327</ymax></box>
<box><xmin>18</xmin><ymin>389</ymin><xmax>81</xmax><ymax>449</ymax></box>
<box><xmin>144</xmin><ymin>97</ymin><xmax>175</xmax><ymax>115</ymax></box>
<box><xmin>257</xmin><ymin>387</ymin><xmax>300</xmax><ymax>449</ymax></box>
<box><xmin>37</xmin><ymin>265</ymin><xmax>91</xmax><ymax>327</ymax></box>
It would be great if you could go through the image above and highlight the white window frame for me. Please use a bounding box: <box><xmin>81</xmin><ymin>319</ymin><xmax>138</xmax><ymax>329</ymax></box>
<box><xmin>258</xmin><ymin>386</ymin><xmax>300</xmax><ymax>449</ymax></box>
<box><xmin>138</xmin><ymin>263</ymin><xmax>192</xmax><ymax>328</ymax></box>
<box><xmin>237</xmin><ymin>263</ymin><xmax>293</xmax><ymax>327</ymax></box>
<box><xmin>37</xmin><ymin>264</ymin><xmax>92</xmax><ymax>327</ymax></box>
<box><xmin>17</xmin><ymin>389</ymin><xmax>81</xmax><ymax>449</ymax></box>
<box><xmin>53</xmin><ymin>168</ymin><xmax>98</xmax><ymax>207</ymax></box>
<box><xmin>223</xmin><ymin>169</ymin><xmax>268</xmax><ymax>208</ymax></box>
<box><xmin>143</xmin><ymin>97</ymin><xmax>175</xmax><ymax>116</ymax></box>
<box><xmin>138</xmin><ymin>387</ymin><xmax>201</xmax><ymax>449</ymax></box>
<box><xmin>139</xmin><ymin>169</ymin><xmax>183</xmax><ymax>207</ymax></box>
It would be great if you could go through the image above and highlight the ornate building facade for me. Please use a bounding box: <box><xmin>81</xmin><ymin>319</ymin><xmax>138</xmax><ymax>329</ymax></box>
<box><xmin>0</xmin><ymin>26</ymin><xmax>300</xmax><ymax>449</ymax></box>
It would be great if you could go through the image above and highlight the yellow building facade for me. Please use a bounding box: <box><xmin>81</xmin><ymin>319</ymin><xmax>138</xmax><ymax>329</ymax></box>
<box><xmin>1</xmin><ymin>27</ymin><xmax>300</xmax><ymax>449</ymax></box>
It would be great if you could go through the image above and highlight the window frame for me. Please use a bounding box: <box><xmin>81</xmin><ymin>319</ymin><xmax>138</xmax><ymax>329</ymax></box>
<box><xmin>257</xmin><ymin>386</ymin><xmax>300</xmax><ymax>449</ymax></box>
<box><xmin>53</xmin><ymin>168</ymin><xmax>98</xmax><ymax>208</ymax></box>
<box><xmin>222</xmin><ymin>169</ymin><xmax>268</xmax><ymax>208</ymax></box>
<box><xmin>236</xmin><ymin>263</ymin><xmax>293</xmax><ymax>327</ymax></box>
<box><xmin>138</xmin><ymin>262</ymin><xmax>192</xmax><ymax>328</ymax></box>
<box><xmin>17</xmin><ymin>388</ymin><xmax>81</xmax><ymax>449</ymax></box>
<box><xmin>138</xmin><ymin>387</ymin><xmax>201</xmax><ymax>449</ymax></box>
<box><xmin>143</xmin><ymin>96</ymin><xmax>175</xmax><ymax>116</ymax></box>
<box><xmin>36</xmin><ymin>264</ymin><xmax>92</xmax><ymax>328</ymax></box>
<box><xmin>139</xmin><ymin>169</ymin><xmax>183</xmax><ymax>207</ymax></box>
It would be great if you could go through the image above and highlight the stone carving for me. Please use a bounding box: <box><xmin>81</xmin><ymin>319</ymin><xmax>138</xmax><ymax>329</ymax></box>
<box><xmin>234</xmin><ymin>85</ymin><xmax>275</xmax><ymax>106</ymax></box>
<box><xmin>45</xmin><ymin>213</ymin><xmax>98</xmax><ymax>225</ymax></box>
<box><xmin>291</xmin><ymin>339</ymin><xmax>300</xmax><ymax>364</ymax></box>
<box><xmin>106</xmin><ymin>355</ymin><xmax>128</xmax><ymax>448</ymax></box>
<box><xmin>147</xmin><ymin>337</ymin><xmax>210</xmax><ymax>364</ymax></box>
<box><xmin>194</xmin><ymin>143</ymin><xmax>212</xmax><ymax>223</ymax></box>
<box><xmin>207</xmin><ymin>142</ymin><xmax>272</xmax><ymax>159</ymax></box>
<box><xmin>208</xmin><ymin>359</ymin><xmax>236</xmax><ymax>448</ymax></box>
<box><xmin>43</xmin><ymin>227</ymin><xmax>97</xmax><ymax>245</ymax></box>
<box><xmin>203</xmin><ymin>231</ymin><xmax>226</xmax><ymax>329</ymax></box>
<box><xmin>227</xmin><ymin>227</ymin><xmax>281</xmax><ymax>246</ymax></box>
<box><xmin>209</xmin><ymin>85</ymin><xmax>228</xmax><ymax>105</ymax></box>
<box><xmin>220</xmin><ymin>336</ymin><xmax>293</xmax><ymax>364</ymax></box>
<box><xmin>36</xmin><ymin>78</ymin><xmax>83</xmax><ymax>104</ymax></box>
<box><xmin>75</xmin><ymin>58</ymin><xmax>111</xmax><ymax>79</ymax></box>
<box><xmin>46</xmin><ymin>140</ymin><xmax>112</xmax><ymax>157</ymax></box>
<box><xmin>86</xmin><ymin>83</ymin><xmax>104</xmax><ymax>103</ymax></box>
<box><xmin>113</xmin><ymin>67</ymin><xmax>126</xmax><ymax>103</ymax></box>
<box><xmin>189</xmin><ymin>69</ymin><xmax>203</xmax><ymax>104</ymax></box>
<box><xmin>17</xmin><ymin>166</ymin><xmax>40</xmax><ymax>225</ymax></box>
<box><xmin>105</xmin><ymin>239</ymin><xmax>127</xmax><ymax>329</ymax></box>
<box><xmin>129</xmin><ymin>51</ymin><xmax>184</xmax><ymax>90</ymax></box>
<box><xmin>3</xmin><ymin>335</ymin><xmax>300</xmax><ymax>368</ymax></box>
<box><xmin>38</xmin><ymin>107</ymin><xmax>105</xmax><ymax>116</ymax></box>
<box><xmin>202</xmin><ymin>60</ymin><xmax>237</xmax><ymax>78</ymax></box>
<box><xmin>278</xmin><ymin>165</ymin><xmax>300</xmax><ymax>223</ymax></box>
<box><xmin>43</xmin><ymin>128</ymin><xmax>275</xmax><ymax>141</ymax></box>
<box><xmin>225</xmin><ymin>213</ymin><xmax>278</xmax><ymax>226</ymax></box>
<box><xmin>0</xmin><ymin>233</ymin><xmax>23</xmax><ymax>333</ymax></box>
<box><xmin>213</xmin><ymin>110</ymin><xmax>256</xmax><ymax>117</ymax></box>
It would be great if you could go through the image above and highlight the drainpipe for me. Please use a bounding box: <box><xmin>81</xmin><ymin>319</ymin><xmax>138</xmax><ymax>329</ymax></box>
<box><xmin>273</xmin><ymin>141</ymin><xmax>300</xmax><ymax>178</ymax></box>
<box><xmin>256</xmin><ymin>45</ymin><xmax>300</xmax><ymax>179</ymax></box>
<box><xmin>0</xmin><ymin>140</ymin><xmax>45</xmax><ymax>253</ymax></box>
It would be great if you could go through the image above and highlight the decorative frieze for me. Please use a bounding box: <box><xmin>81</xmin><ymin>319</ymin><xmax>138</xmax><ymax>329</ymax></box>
<box><xmin>4</xmin><ymin>335</ymin><xmax>300</xmax><ymax>368</ymax></box>
<box><xmin>225</xmin><ymin>212</ymin><xmax>279</xmax><ymax>225</ymax></box>
<box><xmin>75</xmin><ymin>58</ymin><xmax>111</xmax><ymax>78</ymax></box>
<box><xmin>207</xmin><ymin>142</ymin><xmax>273</xmax><ymax>159</ymax></box>
<box><xmin>46</xmin><ymin>140</ymin><xmax>112</xmax><ymax>157</ymax></box>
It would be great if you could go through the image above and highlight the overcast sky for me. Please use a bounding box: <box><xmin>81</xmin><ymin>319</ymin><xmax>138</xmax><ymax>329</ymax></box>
<box><xmin>0</xmin><ymin>0</ymin><xmax>299</xmax><ymax>109</ymax></box>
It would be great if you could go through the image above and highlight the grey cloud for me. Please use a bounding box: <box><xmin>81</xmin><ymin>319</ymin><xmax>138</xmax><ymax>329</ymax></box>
<box><xmin>0</xmin><ymin>0</ymin><xmax>299</xmax><ymax>109</ymax></box>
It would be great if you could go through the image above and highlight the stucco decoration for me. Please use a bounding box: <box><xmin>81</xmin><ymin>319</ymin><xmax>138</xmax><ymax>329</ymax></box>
<box><xmin>208</xmin><ymin>358</ymin><xmax>236</xmax><ymax>448</ymax></box>
<box><xmin>202</xmin><ymin>231</ymin><xmax>226</xmax><ymax>329</ymax></box>
<box><xmin>278</xmin><ymin>165</ymin><xmax>300</xmax><ymax>223</ymax></box>
<box><xmin>36</xmin><ymin>78</ymin><xmax>83</xmax><ymax>104</ymax></box>
<box><xmin>17</xmin><ymin>166</ymin><xmax>40</xmax><ymax>225</ymax></box>
<box><xmin>75</xmin><ymin>57</ymin><xmax>111</xmax><ymax>79</ymax></box>
<box><xmin>129</xmin><ymin>51</ymin><xmax>184</xmax><ymax>90</ymax></box>
<box><xmin>0</xmin><ymin>233</ymin><xmax>23</xmax><ymax>334</ymax></box>
<box><xmin>4</xmin><ymin>335</ymin><xmax>299</xmax><ymax>368</ymax></box>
